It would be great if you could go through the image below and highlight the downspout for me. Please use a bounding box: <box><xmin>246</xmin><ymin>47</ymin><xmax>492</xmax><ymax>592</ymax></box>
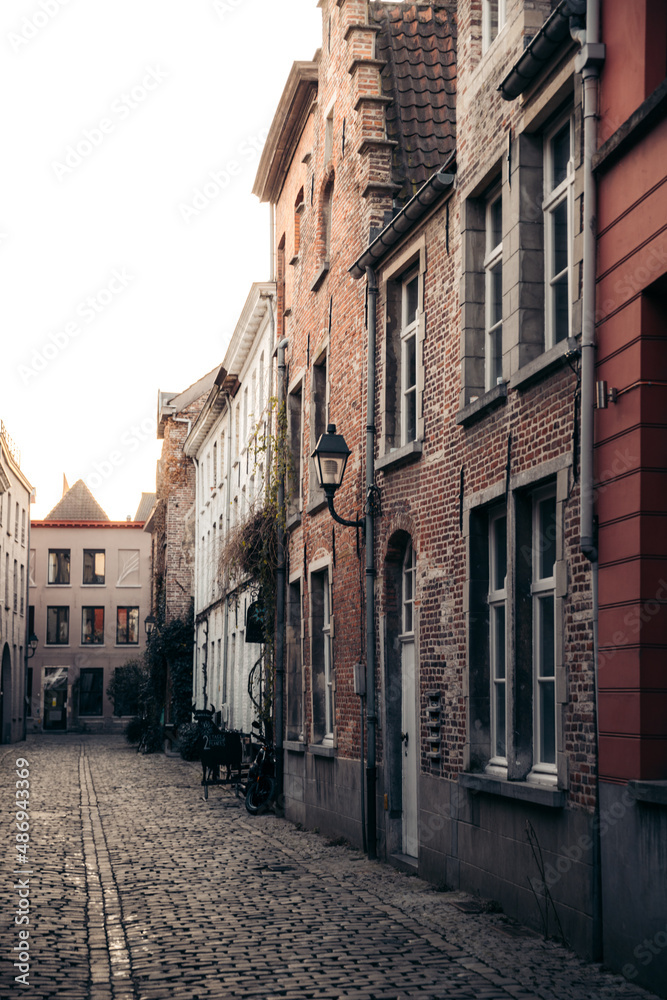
<box><xmin>574</xmin><ymin>0</ymin><xmax>604</xmax><ymax>960</ymax></box>
<box><xmin>275</xmin><ymin>337</ymin><xmax>289</xmax><ymax>809</ymax></box>
<box><xmin>366</xmin><ymin>266</ymin><xmax>378</xmax><ymax>859</ymax></box>
<box><xmin>222</xmin><ymin>392</ymin><xmax>232</xmax><ymax>719</ymax></box>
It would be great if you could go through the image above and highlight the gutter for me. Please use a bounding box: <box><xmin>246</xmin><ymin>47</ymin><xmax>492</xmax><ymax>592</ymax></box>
<box><xmin>350</xmin><ymin>155</ymin><xmax>456</xmax><ymax>279</ymax></box>
<box><xmin>275</xmin><ymin>337</ymin><xmax>289</xmax><ymax>807</ymax></box>
<box><xmin>498</xmin><ymin>0</ymin><xmax>587</xmax><ymax>101</ymax></box>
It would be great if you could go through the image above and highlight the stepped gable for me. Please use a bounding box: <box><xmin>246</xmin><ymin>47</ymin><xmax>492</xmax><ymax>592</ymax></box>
<box><xmin>44</xmin><ymin>479</ymin><xmax>109</xmax><ymax>522</ymax></box>
<box><xmin>372</xmin><ymin>3</ymin><xmax>457</xmax><ymax>201</ymax></box>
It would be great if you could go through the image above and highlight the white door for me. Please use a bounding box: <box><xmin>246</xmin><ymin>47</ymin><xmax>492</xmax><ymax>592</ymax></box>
<box><xmin>401</xmin><ymin>544</ymin><xmax>418</xmax><ymax>858</ymax></box>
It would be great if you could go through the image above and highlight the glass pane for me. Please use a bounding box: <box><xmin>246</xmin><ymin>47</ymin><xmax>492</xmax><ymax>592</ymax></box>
<box><xmin>490</xmin><ymin>194</ymin><xmax>502</xmax><ymax>248</ymax></box>
<box><xmin>494</xmin><ymin>604</ymin><xmax>506</xmax><ymax>679</ymax></box>
<box><xmin>539</xmin><ymin>596</ymin><xmax>555</xmax><ymax>678</ymax></box>
<box><xmin>551</xmin><ymin>122</ymin><xmax>570</xmax><ymax>189</ymax></box>
<box><xmin>495</xmin><ymin>681</ymin><xmax>506</xmax><ymax>757</ymax></box>
<box><xmin>405</xmin><ymin>389</ymin><xmax>416</xmax><ymax>442</ymax></box>
<box><xmin>552</xmin><ymin>199</ymin><xmax>568</xmax><ymax>276</ymax></box>
<box><xmin>493</xmin><ymin>515</ymin><xmax>507</xmax><ymax>591</ymax></box>
<box><xmin>540</xmin><ymin>680</ymin><xmax>556</xmax><ymax>764</ymax></box>
<box><xmin>492</xmin><ymin>326</ymin><xmax>503</xmax><ymax>383</ymax></box>
<box><xmin>553</xmin><ymin>275</ymin><xmax>569</xmax><ymax>344</ymax></box>
<box><xmin>405</xmin><ymin>334</ymin><xmax>416</xmax><ymax>389</ymax></box>
<box><xmin>539</xmin><ymin>496</ymin><xmax>557</xmax><ymax>578</ymax></box>
<box><xmin>488</xmin><ymin>0</ymin><xmax>499</xmax><ymax>41</ymax></box>
<box><xmin>405</xmin><ymin>274</ymin><xmax>419</xmax><ymax>327</ymax></box>
<box><xmin>491</xmin><ymin>262</ymin><xmax>502</xmax><ymax>326</ymax></box>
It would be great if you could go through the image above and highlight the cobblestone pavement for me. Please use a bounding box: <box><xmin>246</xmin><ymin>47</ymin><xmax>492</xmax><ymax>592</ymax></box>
<box><xmin>0</xmin><ymin>736</ymin><xmax>661</xmax><ymax>1000</ymax></box>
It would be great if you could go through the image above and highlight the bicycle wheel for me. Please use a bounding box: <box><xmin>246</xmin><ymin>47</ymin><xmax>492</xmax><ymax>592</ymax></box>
<box><xmin>245</xmin><ymin>775</ymin><xmax>276</xmax><ymax>815</ymax></box>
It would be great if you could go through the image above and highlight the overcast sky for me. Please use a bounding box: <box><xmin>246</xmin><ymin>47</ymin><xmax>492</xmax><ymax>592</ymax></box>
<box><xmin>0</xmin><ymin>0</ymin><xmax>321</xmax><ymax>520</ymax></box>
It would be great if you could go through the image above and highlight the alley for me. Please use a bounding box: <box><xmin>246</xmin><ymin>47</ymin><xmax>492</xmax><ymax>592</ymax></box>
<box><xmin>1</xmin><ymin>736</ymin><xmax>661</xmax><ymax>1000</ymax></box>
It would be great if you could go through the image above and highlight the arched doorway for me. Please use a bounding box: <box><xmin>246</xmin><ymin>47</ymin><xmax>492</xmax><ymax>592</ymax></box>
<box><xmin>1</xmin><ymin>644</ymin><xmax>12</xmax><ymax>744</ymax></box>
<box><xmin>383</xmin><ymin>532</ymin><xmax>419</xmax><ymax>860</ymax></box>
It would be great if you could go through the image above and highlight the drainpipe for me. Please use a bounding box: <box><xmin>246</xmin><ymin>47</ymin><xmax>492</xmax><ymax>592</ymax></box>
<box><xmin>576</xmin><ymin>0</ymin><xmax>604</xmax><ymax>563</ymax></box>
<box><xmin>574</xmin><ymin>0</ymin><xmax>604</xmax><ymax>960</ymax></box>
<box><xmin>275</xmin><ymin>337</ymin><xmax>289</xmax><ymax>808</ymax></box>
<box><xmin>366</xmin><ymin>267</ymin><xmax>378</xmax><ymax>859</ymax></box>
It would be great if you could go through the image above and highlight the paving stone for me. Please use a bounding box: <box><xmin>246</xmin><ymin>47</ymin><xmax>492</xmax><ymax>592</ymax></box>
<box><xmin>1</xmin><ymin>734</ymin><xmax>663</xmax><ymax>1000</ymax></box>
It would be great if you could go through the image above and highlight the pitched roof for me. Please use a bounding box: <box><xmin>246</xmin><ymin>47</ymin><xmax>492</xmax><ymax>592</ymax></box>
<box><xmin>372</xmin><ymin>3</ymin><xmax>457</xmax><ymax>201</ymax></box>
<box><xmin>44</xmin><ymin>480</ymin><xmax>109</xmax><ymax>522</ymax></box>
<box><xmin>134</xmin><ymin>492</ymin><xmax>156</xmax><ymax>522</ymax></box>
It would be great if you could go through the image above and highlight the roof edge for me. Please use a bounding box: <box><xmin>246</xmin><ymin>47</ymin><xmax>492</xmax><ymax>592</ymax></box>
<box><xmin>499</xmin><ymin>0</ymin><xmax>585</xmax><ymax>101</ymax></box>
<box><xmin>349</xmin><ymin>153</ymin><xmax>456</xmax><ymax>279</ymax></box>
<box><xmin>252</xmin><ymin>61</ymin><xmax>319</xmax><ymax>204</ymax></box>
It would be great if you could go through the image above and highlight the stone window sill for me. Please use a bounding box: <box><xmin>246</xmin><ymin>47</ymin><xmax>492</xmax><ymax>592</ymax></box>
<box><xmin>306</xmin><ymin>493</ymin><xmax>327</xmax><ymax>516</ymax></box>
<box><xmin>456</xmin><ymin>382</ymin><xmax>508</xmax><ymax>427</ymax></box>
<box><xmin>509</xmin><ymin>338</ymin><xmax>580</xmax><ymax>392</ymax></box>
<box><xmin>627</xmin><ymin>780</ymin><xmax>667</xmax><ymax>806</ymax></box>
<box><xmin>311</xmin><ymin>262</ymin><xmax>329</xmax><ymax>293</ymax></box>
<box><xmin>283</xmin><ymin>740</ymin><xmax>306</xmax><ymax>754</ymax></box>
<box><xmin>308</xmin><ymin>743</ymin><xmax>336</xmax><ymax>758</ymax></box>
<box><xmin>458</xmin><ymin>771</ymin><xmax>565</xmax><ymax>808</ymax></box>
<box><xmin>286</xmin><ymin>508</ymin><xmax>302</xmax><ymax>531</ymax></box>
<box><xmin>376</xmin><ymin>440</ymin><xmax>422</xmax><ymax>473</ymax></box>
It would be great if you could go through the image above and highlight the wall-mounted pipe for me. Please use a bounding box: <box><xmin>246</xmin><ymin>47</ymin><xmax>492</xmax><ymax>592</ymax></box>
<box><xmin>365</xmin><ymin>266</ymin><xmax>378</xmax><ymax>859</ymax></box>
<box><xmin>275</xmin><ymin>337</ymin><xmax>289</xmax><ymax>806</ymax></box>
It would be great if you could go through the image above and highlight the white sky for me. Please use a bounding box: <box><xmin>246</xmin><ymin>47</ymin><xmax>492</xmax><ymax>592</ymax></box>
<box><xmin>0</xmin><ymin>0</ymin><xmax>322</xmax><ymax>520</ymax></box>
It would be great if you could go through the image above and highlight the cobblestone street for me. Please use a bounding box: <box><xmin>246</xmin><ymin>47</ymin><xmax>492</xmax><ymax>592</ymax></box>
<box><xmin>1</xmin><ymin>736</ymin><xmax>661</xmax><ymax>1000</ymax></box>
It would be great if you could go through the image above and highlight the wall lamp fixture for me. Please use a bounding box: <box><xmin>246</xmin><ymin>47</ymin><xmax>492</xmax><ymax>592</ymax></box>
<box><xmin>312</xmin><ymin>424</ymin><xmax>380</xmax><ymax>531</ymax></box>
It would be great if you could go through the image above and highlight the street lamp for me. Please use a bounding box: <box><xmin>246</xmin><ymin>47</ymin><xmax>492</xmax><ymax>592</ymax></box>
<box><xmin>312</xmin><ymin>424</ymin><xmax>365</xmax><ymax>530</ymax></box>
<box><xmin>26</xmin><ymin>633</ymin><xmax>38</xmax><ymax>659</ymax></box>
<box><xmin>144</xmin><ymin>614</ymin><xmax>157</xmax><ymax>638</ymax></box>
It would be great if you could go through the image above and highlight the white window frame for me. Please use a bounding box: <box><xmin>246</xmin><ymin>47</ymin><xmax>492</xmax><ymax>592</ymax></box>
<box><xmin>487</xmin><ymin>506</ymin><xmax>508</xmax><ymax>771</ymax></box>
<box><xmin>530</xmin><ymin>486</ymin><xmax>557</xmax><ymax>779</ymax></box>
<box><xmin>543</xmin><ymin>113</ymin><xmax>574</xmax><ymax>349</ymax></box>
<box><xmin>484</xmin><ymin>187</ymin><xmax>503</xmax><ymax>391</ymax></box>
<box><xmin>401</xmin><ymin>543</ymin><xmax>416</xmax><ymax>637</ymax></box>
<box><xmin>400</xmin><ymin>267</ymin><xmax>419</xmax><ymax>447</ymax></box>
<box><xmin>482</xmin><ymin>0</ymin><xmax>507</xmax><ymax>54</ymax></box>
<box><xmin>322</xmin><ymin>572</ymin><xmax>333</xmax><ymax>741</ymax></box>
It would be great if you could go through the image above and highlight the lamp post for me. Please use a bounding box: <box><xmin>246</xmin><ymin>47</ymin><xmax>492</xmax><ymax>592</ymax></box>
<box><xmin>144</xmin><ymin>614</ymin><xmax>157</xmax><ymax>639</ymax></box>
<box><xmin>26</xmin><ymin>633</ymin><xmax>38</xmax><ymax>659</ymax></box>
<box><xmin>312</xmin><ymin>422</ymin><xmax>379</xmax><ymax>859</ymax></box>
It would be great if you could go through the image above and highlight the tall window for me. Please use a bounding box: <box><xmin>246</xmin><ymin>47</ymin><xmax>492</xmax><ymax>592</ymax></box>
<box><xmin>13</xmin><ymin>560</ymin><xmax>17</xmax><ymax>612</ymax></box>
<box><xmin>4</xmin><ymin>553</ymin><xmax>9</xmax><ymax>608</ymax></box>
<box><xmin>488</xmin><ymin>507</ymin><xmax>507</xmax><ymax>765</ymax></box>
<box><xmin>288</xmin><ymin>383</ymin><xmax>303</xmax><ymax>515</ymax></box>
<box><xmin>83</xmin><ymin>550</ymin><xmax>105</xmax><ymax>585</ymax></box>
<box><xmin>467</xmin><ymin>475</ymin><xmax>563</xmax><ymax>784</ymax></box>
<box><xmin>286</xmin><ymin>579</ymin><xmax>304</xmax><ymax>742</ymax></box>
<box><xmin>402</xmin><ymin>543</ymin><xmax>416</xmax><ymax>635</ymax></box>
<box><xmin>116</xmin><ymin>607</ymin><xmax>139</xmax><ymax>645</ymax></box>
<box><xmin>482</xmin><ymin>0</ymin><xmax>506</xmax><ymax>53</ymax></box>
<box><xmin>47</xmin><ymin>606</ymin><xmax>69</xmax><ymax>644</ymax></box>
<box><xmin>311</xmin><ymin>569</ymin><xmax>334</xmax><ymax>744</ymax></box>
<box><xmin>14</xmin><ymin>502</ymin><xmax>19</xmax><ymax>541</ymax></box>
<box><xmin>544</xmin><ymin>115</ymin><xmax>573</xmax><ymax>347</ymax></box>
<box><xmin>79</xmin><ymin>668</ymin><xmax>104</xmax><ymax>716</ymax></box>
<box><xmin>310</xmin><ymin>350</ymin><xmax>329</xmax><ymax>504</ymax></box>
<box><xmin>485</xmin><ymin>188</ymin><xmax>503</xmax><ymax>390</ymax></box>
<box><xmin>400</xmin><ymin>269</ymin><xmax>419</xmax><ymax>445</ymax></box>
<box><xmin>21</xmin><ymin>509</ymin><xmax>26</xmax><ymax>546</ymax></box>
<box><xmin>82</xmin><ymin>607</ymin><xmax>105</xmax><ymax>644</ymax></box>
<box><xmin>20</xmin><ymin>565</ymin><xmax>24</xmax><ymax>616</ymax></box>
<box><xmin>532</xmin><ymin>489</ymin><xmax>557</xmax><ymax>771</ymax></box>
<box><xmin>383</xmin><ymin>248</ymin><xmax>425</xmax><ymax>455</ymax></box>
<box><xmin>48</xmin><ymin>549</ymin><xmax>70</xmax><ymax>585</ymax></box>
<box><xmin>258</xmin><ymin>353</ymin><xmax>265</xmax><ymax>414</ymax></box>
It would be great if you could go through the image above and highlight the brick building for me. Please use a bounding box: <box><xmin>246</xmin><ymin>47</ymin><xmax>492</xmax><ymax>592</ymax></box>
<box><xmin>253</xmin><ymin>0</ymin><xmax>606</xmax><ymax>961</ymax></box>
<box><xmin>0</xmin><ymin>422</ymin><xmax>33</xmax><ymax>744</ymax></box>
<box><xmin>249</xmin><ymin>0</ymin><xmax>667</xmax><ymax>987</ymax></box>
<box><xmin>145</xmin><ymin>370</ymin><xmax>218</xmax><ymax>628</ymax></box>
